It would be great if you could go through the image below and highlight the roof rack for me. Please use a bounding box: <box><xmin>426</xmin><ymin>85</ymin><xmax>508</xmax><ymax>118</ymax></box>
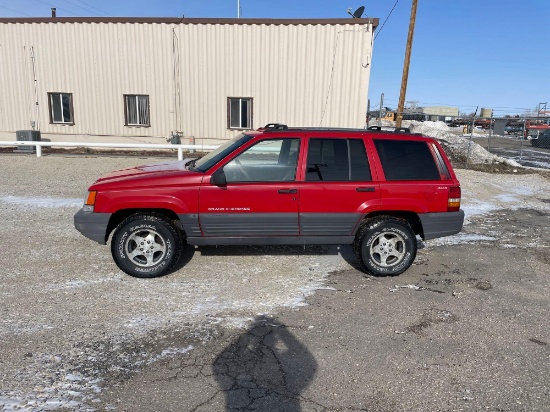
<box><xmin>259</xmin><ymin>123</ymin><xmax>413</xmax><ymax>134</ymax></box>
<box><xmin>366</xmin><ymin>126</ymin><xmax>411</xmax><ymax>133</ymax></box>
<box><xmin>257</xmin><ymin>123</ymin><xmax>288</xmax><ymax>131</ymax></box>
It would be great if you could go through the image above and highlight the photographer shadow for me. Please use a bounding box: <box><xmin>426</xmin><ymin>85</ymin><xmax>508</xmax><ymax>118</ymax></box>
<box><xmin>213</xmin><ymin>316</ymin><xmax>317</xmax><ymax>411</ymax></box>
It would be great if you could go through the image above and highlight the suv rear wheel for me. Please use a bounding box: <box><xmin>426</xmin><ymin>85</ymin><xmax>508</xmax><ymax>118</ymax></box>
<box><xmin>111</xmin><ymin>213</ymin><xmax>184</xmax><ymax>278</ymax></box>
<box><xmin>354</xmin><ymin>216</ymin><xmax>417</xmax><ymax>276</ymax></box>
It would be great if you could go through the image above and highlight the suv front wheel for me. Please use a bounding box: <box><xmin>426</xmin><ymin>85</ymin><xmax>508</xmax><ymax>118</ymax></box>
<box><xmin>111</xmin><ymin>213</ymin><xmax>184</xmax><ymax>278</ymax></box>
<box><xmin>354</xmin><ymin>216</ymin><xmax>417</xmax><ymax>276</ymax></box>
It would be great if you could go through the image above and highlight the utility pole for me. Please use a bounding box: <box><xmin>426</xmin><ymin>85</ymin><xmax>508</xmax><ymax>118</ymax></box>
<box><xmin>395</xmin><ymin>0</ymin><xmax>418</xmax><ymax>128</ymax></box>
<box><xmin>538</xmin><ymin>102</ymin><xmax>547</xmax><ymax>117</ymax></box>
<box><xmin>379</xmin><ymin>93</ymin><xmax>384</xmax><ymax>126</ymax></box>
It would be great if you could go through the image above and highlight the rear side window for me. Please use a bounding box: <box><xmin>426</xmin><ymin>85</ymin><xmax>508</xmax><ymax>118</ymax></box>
<box><xmin>306</xmin><ymin>138</ymin><xmax>371</xmax><ymax>181</ymax></box>
<box><xmin>374</xmin><ymin>139</ymin><xmax>440</xmax><ymax>181</ymax></box>
<box><xmin>431</xmin><ymin>143</ymin><xmax>451</xmax><ymax>180</ymax></box>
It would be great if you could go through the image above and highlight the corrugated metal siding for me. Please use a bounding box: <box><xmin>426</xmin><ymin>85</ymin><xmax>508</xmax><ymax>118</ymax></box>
<box><xmin>0</xmin><ymin>21</ymin><xmax>374</xmax><ymax>143</ymax></box>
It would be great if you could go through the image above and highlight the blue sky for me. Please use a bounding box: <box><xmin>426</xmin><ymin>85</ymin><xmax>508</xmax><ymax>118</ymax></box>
<box><xmin>2</xmin><ymin>0</ymin><xmax>549</xmax><ymax>116</ymax></box>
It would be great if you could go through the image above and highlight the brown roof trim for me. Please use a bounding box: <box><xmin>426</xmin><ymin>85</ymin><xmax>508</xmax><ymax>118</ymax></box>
<box><xmin>0</xmin><ymin>17</ymin><xmax>379</xmax><ymax>28</ymax></box>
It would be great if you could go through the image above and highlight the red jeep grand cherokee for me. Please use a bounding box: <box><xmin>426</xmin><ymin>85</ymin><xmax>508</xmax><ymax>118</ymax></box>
<box><xmin>74</xmin><ymin>125</ymin><xmax>464</xmax><ymax>278</ymax></box>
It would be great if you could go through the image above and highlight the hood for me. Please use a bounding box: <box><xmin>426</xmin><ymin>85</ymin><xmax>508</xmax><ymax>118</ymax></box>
<box><xmin>90</xmin><ymin>159</ymin><xmax>203</xmax><ymax>190</ymax></box>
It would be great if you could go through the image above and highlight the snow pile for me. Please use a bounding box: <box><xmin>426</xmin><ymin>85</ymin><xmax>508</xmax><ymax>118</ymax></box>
<box><xmin>402</xmin><ymin>120</ymin><xmax>522</xmax><ymax>167</ymax></box>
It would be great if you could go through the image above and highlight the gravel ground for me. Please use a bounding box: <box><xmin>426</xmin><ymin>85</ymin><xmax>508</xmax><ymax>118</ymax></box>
<box><xmin>0</xmin><ymin>153</ymin><xmax>549</xmax><ymax>411</ymax></box>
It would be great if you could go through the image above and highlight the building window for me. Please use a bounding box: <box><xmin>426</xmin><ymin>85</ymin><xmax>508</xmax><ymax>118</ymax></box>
<box><xmin>48</xmin><ymin>93</ymin><xmax>74</xmax><ymax>124</ymax></box>
<box><xmin>228</xmin><ymin>97</ymin><xmax>252</xmax><ymax>129</ymax></box>
<box><xmin>124</xmin><ymin>94</ymin><xmax>150</xmax><ymax>126</ymax></box>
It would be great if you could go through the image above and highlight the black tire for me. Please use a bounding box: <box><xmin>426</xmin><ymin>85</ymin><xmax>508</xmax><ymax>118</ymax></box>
<box><xmin>353</xmin><ymin>216</ymin><xmax>417</xmax><ymax>276</ymax></box>
<box><xmin>111</xmin><ymin>213</ymin><xmax>184</xmax><ymax>278</ymax></box>
<box><xmin>539</xmin><ymin>135</ymin><xmax>550</xmax><ymax>149</ymax></box>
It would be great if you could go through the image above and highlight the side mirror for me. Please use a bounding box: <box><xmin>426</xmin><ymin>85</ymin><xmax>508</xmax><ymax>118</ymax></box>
<box><xmin>210</xmin><ymin>168</ymin><xmax>227</xmax><ymax>186</ymax></box>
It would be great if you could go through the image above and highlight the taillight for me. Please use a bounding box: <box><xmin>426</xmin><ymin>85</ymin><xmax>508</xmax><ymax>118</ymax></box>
<box><xmin>448</xmin><ymin>187</ymin><xmax>461</xmax><ymax>212</ymax></box>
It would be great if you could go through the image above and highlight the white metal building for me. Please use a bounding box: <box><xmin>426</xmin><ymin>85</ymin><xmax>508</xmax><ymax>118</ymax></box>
<box><xmin>0</xmin><ymin>17</ymin><xmax>378</xmax><ymax>145</ymax></box>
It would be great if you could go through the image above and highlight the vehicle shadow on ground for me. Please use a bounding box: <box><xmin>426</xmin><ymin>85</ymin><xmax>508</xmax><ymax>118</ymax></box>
<box><xmin>170</xmin><ymin>243</ymin><xmax>197</xmax><ymax>273</ymax></box>
<box><xmin>196</xmin><ymin>244</ymin><xmax>359</xmax><ymax>259</ymax></box>
<box><xmin>196</xmin><ymin>244</ymin><xmax>365</xmax><ymax>273</ymax></box>
<box><xmin>213</xmin><ymin>315</ymin><xmax>317</xmax><ymax>411</ymax></box>
<box><xmin>197</xmin><ymin>244</ymin><xmax>331</xmax><ymax>257</ymax></box>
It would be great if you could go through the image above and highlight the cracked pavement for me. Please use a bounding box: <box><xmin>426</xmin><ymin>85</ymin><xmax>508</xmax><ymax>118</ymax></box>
<box><xmin>1</xmin><ymin>155</ymin><xmax>549</xmax><ymax>411</ymax></box>
<box><xmin>100</xmin><ymin>207</ymin><xmax>550</xmax><ymax>411</ymax></box>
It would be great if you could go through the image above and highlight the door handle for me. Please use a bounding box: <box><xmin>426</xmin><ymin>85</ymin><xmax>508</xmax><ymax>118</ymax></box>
<box><xmin>356</xmin><ymin>187</ymin><xmax>375</xmax><ymax>192</ymax></box>
<box><xmin>278</xmin><ymin>189</ymin><xmax>298</xmax><ymax>194</ymax></box>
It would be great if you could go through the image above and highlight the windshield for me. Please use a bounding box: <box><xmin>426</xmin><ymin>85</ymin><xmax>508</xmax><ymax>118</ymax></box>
<box><xmin>193</xmin><ymin>133</ymin><xmax>254</xmax><ymax>172</ymax></box>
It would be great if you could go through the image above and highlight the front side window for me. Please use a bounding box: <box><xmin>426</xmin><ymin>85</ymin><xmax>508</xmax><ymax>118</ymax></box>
<box><xmin>306</xmin><ymin>138</ymin><xmax>371</xmax><ymax>182</ymax></box>
<box><xmin>228</xmin><ymin>97</ymin><xmax>252</xmax><ymax>129</ymax></box>
<box><xmin>48</xmin><ymin>92</ymin><xmax>74</xmax><ymax>124</ymax></box>
<box><xmin>124</xmin><ymin>94</ymin><xmax>150</xmax><ymax>126</ymax></box>
<box><xmin>223</xmin><ymin>138</ymin><xmax>300</xmax><ymax>182</ymax></box>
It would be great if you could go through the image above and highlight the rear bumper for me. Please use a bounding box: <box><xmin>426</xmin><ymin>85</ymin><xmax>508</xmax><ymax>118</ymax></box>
<box><xmin>419</xmin><ymin>210</ymin><xmax>465</xmax><ymax>240</ymax></box>
<box><xmin>74</xmin><ymin>208</ymin><xmax>112</xmax><ymax>244</ymax></box>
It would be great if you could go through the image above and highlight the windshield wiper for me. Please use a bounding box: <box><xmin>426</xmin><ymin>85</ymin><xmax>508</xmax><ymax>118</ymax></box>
<box><xmin>185</xmin><ymin>157</ymin><xmax>202</xmax><ymax>171</ymax></box>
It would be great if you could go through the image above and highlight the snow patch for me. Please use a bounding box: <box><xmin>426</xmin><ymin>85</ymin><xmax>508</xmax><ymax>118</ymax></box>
<box><xmin>428</xmin><ymin>233</ymin><xmax>497</xmax><ymax>246</ymax></box>
<box><xmin>403</xmin><ymin>120</ymin><xmax>522</xmax><ymax>167</ymax></box>
<box><xmin>0</xmin><ymin>195</ymin><xmax>82</xmax><ymax>209</ymax></box>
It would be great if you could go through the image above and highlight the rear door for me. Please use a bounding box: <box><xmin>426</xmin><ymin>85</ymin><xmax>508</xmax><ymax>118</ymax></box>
<box><xmin>198</xmin><ymin>136</ymin><xmax>302</xmax><ymax>237</ymax></box>
<box><xmin>372</xmin><ymin>137</ymin><xmax>454</xmax><ymax>212</ymax></box>
<box><xmin>298</xmin><ymin>136</ymin><xmax>380</xmax><ymax>237</ymax></box>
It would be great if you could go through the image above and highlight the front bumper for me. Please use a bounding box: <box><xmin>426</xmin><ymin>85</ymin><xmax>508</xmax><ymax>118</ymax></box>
<box><xmin>74</xmin><ymin>208</ymin><xmax>112</xmax><ymax>244</ymax></box>
<box><xmin>419</xmin><ymin>210</ymin><xmax>465</xmax><ymax>240</ymax></box>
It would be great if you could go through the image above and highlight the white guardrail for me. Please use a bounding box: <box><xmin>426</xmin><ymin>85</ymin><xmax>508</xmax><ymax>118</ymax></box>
<box><xmin>0</xmin><ymin>141</ymin><xmax>219</xmax><ymax>160</ymax></box>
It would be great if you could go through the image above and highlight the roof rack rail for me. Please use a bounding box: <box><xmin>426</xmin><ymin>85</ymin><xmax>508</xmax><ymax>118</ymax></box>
<box><xmin>258</xmin><ymin>123</ymin><xmax>288</xmax><ymax>131</ymax></box>
<box><xmin>258</xmin><ymin>124</ymin><xmax>414</xmax><ymax>134</ymax></box>
<box><xmin>367</xmin><ymin>125</ymin><xmax>411</xmax><ymax>133</ymax></box>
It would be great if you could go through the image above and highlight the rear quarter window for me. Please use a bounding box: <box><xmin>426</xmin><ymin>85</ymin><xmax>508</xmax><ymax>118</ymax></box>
<box><xmin>374</xmin><ymin>139</ymin><xmax>440</xmax><ymax>180</ymax></box>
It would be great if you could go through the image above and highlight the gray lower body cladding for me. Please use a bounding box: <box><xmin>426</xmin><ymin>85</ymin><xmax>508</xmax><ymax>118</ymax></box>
<box><xmin>188</xmin><ymin>212</ymin><xmax>362</xmax><ymax>237</ymax></box>
<box><xmin>187</xmin><ymin>236</ymin><xmax>355</xmax><ymax>246</ymax></box>
<box><xmin>73</xmin><ymin>209</ymin><xmax>463</xmax><ymax>247</ymax></box>
<box><xmin>198</xmin><ymin>213</ymin><xmax>299</xmax><ymax>236</ymax></box>
<box><xmin>300</xmin><ymin>213</ymin><xmax>362</xmax><ymax>236</ymax></box>
<box><xmin>74</xmin><ymin>208</ymin><xmax>112</xmax><ymax>244</ymax></box>
<box><xmin>419</xmin><ymin>210</ymin><xmax>465</xmax><ymax>240</ymax></box>
<box><xmin>184</xmin><ymin>212</ymin><xmax>360</xmax><ymax>246</ymax></box>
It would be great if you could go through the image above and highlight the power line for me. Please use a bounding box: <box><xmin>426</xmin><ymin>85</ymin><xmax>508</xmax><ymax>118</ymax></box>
<box><xmin>374</xmin><ymin>0</ymin><xmax>399</xmax><ymax>40</ymax></box>
<box><xmin>31</xmin><ymin>0</ymin><xmax>80</xmax><ymax>16</ymax></box>
<box><xmin>0</xmin><ymin>4</ymin><xmax>32</xmax><ymax>16</ymax></box>
<box><xmin>369</xmin><ymin>97</ymin><xmax>536</xmax><ymax>114</ymax></box>
<box><xmin>61</xmin><ymin>0</ymin><xmax>112</xmax><ymax>17</ymax></box>
<box><xmin>58</xmin><ymin>0</ymin><xmax>103</xmax><ymax>16</ymax></box>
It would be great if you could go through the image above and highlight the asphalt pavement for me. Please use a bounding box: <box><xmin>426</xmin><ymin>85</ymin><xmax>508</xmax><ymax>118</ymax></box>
<box><xmin>99</xmin><ymin>208</ymin><xmax>550</xmax><ymax>411</ymax></box>
<box><xmin>0</xmin><ymin>154</ymin><xmax>549</xmax><ymax>411</ymax></box>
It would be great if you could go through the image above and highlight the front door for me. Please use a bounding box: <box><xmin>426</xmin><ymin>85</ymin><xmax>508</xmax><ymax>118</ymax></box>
<box><xmin>198</xmin><ymin>137</ymin><xmax>301</xmax><ymax>238</ymax></box>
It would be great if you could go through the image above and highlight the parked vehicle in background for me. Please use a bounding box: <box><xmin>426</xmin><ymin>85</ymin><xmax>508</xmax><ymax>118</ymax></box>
<box><xmin>531</xmin><ymin>128</ymin><xmax>550</xmax><ymax>148</ymax></box>
<box><xmin>74</xmin><ymin>124</ymin><xmax>464</xmax><ymax>278</ymax></box>
<box><xmin>506</xmin><ymin>119</ymin><xmax>550</xmax><ymax>138</ymax></box>
<box><xmin>526</xmin><ymin>120</ymin><xmax>550</xmax><ymax>139</ymax></box>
